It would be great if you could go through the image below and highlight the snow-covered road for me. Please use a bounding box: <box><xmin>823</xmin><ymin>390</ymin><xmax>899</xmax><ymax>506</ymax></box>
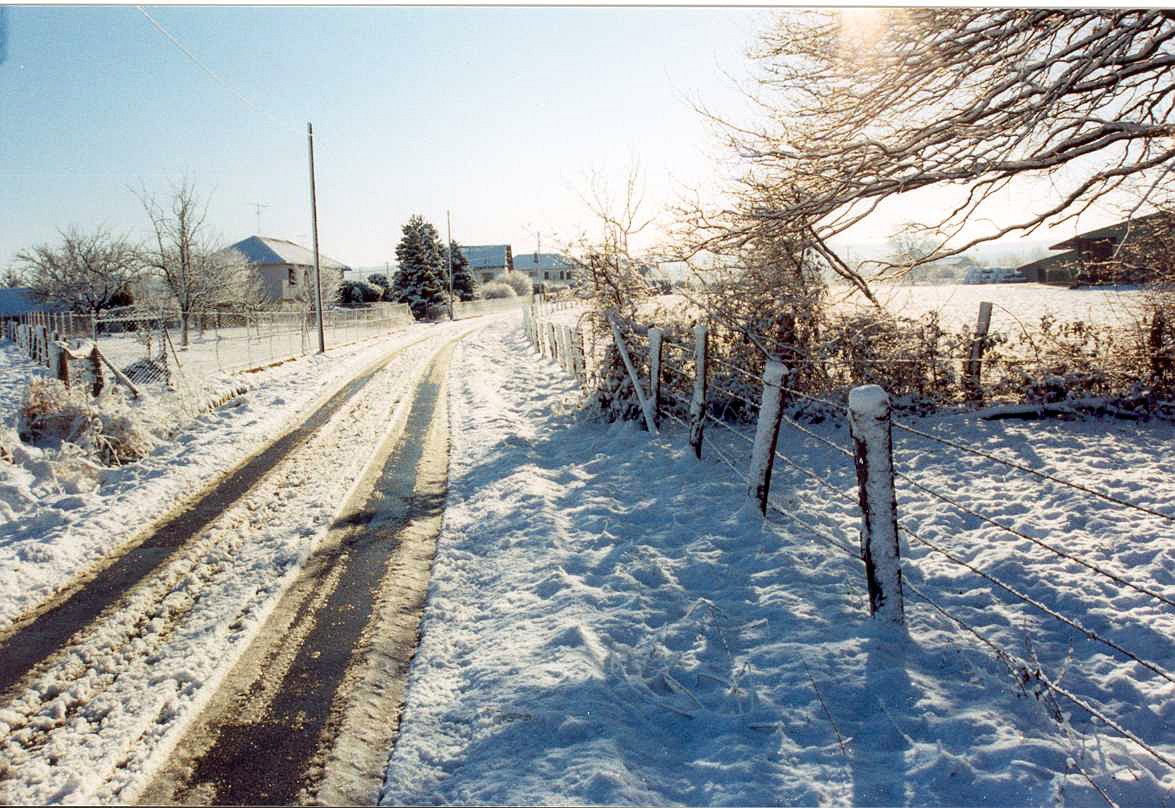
<box><xmin>0</xmin><ymin>317</ymin><xmax>492</xmax><ymax>804</ymax></box>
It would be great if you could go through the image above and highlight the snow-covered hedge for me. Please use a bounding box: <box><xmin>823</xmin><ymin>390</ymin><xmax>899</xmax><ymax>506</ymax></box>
<box><xmin>18</xmin><ymin>379</ymin><xmax>157</xmax><ymax>466</ymax></box>
<box><xmin>481</xmin><ymin>282</ymin><xmax>517</xmax><ymax>300</ymax></box>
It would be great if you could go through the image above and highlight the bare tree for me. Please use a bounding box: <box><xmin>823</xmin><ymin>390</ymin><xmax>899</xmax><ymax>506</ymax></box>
<box><xmin>690</xmin><ymin>9</ymin><xmax>1175</xmax><ymax>282</ymax></box>
<box><xmin>2</xmin><ymin>266</ymin><xmax>26</xmax><ymax>288</ymax></box>
<box><xmin>136</xmin><ymin>179</ymin><xmax>243</xmax><ymax>346</ymax></box>
<box><xmin>15</xmin><ymin>226</ymin><xmax>142</xmax><ymax>313</ymax></box>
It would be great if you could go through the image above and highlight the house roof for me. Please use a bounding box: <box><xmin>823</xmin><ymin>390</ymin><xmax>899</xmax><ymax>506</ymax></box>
<box><xmin>0</xmin><ymin>288</ymin><xmax>65</xmax><ymax>316</ymax></box>
<box><xmin>459</xmin><ymin>244</ymin><xmax>511</xmax><ymax>269</ymax></box>
<box><xmin>1017</xmin><ymin>250</ymin><xmax>1080</xmax><ymax>274</ymax></box>
<box><xmin>225</xmin><ymin>236</ymin><xmax>349</xmax><ymax>270</ymax></box>
<box><xmin>514</xmin><ymin>252</ymin><xmax>573</xmax><ymax>271</ymax></box>
<box><xmin>1049</xmin><ymin>211</ymin><xmax>1173</xmax><ymax>250</ymax></box>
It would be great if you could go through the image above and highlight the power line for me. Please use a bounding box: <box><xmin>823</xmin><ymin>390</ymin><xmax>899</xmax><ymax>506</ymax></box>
<box><xmin>136</xmin><ymin>7</ymin><xmax>298</xmax><ymax>135</ymax></box>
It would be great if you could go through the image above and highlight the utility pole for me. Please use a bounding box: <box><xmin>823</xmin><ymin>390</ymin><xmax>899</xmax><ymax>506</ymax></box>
<box><xmin>307</xmin><ymin>122</ymin><xmax>326</xmax><ymax>354</ymax></box>
<box><xmin>446</xmin><ymin>210</ymin><xmax>454</xmax><ymax>321</ymax></box>
<box><xmin>248</xmin><ymin>201</ymin><xmax>270</xmax><ymax>234</ymax></box>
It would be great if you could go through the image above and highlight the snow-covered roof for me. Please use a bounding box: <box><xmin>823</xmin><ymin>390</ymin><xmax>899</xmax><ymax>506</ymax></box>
<box><xmin>1049</xmin><ymin>211</ymin><xmax>1173</xmax><ymax>250</ymax></box>
<box><xmin>513</xmin><ymin>252</ymin><xmax>573</xmax><ymax>271</ymax></box>
<box><xmin>224</xmin><ymin>236</ymin><xmax>349</xmax><ymax>270</ymax></box>
<box><xmin>459</xmin><ymin>245</ymin><xmax>511</xmax><ymax>270</ymax></box>
<box><xmin>0</xmin><ymin>288</ymin><xmax>64</xmax><ymax>316</ymax></box>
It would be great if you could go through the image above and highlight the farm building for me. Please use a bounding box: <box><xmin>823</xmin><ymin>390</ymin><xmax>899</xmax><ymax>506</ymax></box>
<box><xmin>458</xmin><ymin>245</ymin><xmax>514</xmax><ymax>285</ymax></box>
<box><xmin>513</xmin><ymin>252</ymin><xmax>576</xmax><ymax>286</ymax></box>
<box><xmin>1021</xmin><ymin>211</ymin><xmax>1174</xmax><ymax>286</ymax></box>
<box><xmin>223</xmin><ymin>236</ymin><xmax>350</xmax><ymax>305</ymax></box>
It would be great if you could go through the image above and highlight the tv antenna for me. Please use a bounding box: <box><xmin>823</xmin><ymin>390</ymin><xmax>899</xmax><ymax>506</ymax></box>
<box><xmin>248</xmin><ymin>201</ymin><xmax>270</xmax><ymax>234</ymax></box>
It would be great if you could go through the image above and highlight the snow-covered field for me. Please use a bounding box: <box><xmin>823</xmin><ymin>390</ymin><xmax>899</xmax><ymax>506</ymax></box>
<box><xmin>648</xmin><ymin>282</ymin><xmax>1149</xmax><ymax>336</ymax></box>
<box><xmin>0</xmin><ymin>316</ymin><xmax>497</xmax><ymax>803</ymax></box>
<box><xmin>382</xmin><ymin>317</ymin><xmax>1174</xmax><ymax>806</ymax></box>
<box><xmin>841</xmin><ymin>282</ymin><xmax>1150</xmax><ymax>333</ymax></box>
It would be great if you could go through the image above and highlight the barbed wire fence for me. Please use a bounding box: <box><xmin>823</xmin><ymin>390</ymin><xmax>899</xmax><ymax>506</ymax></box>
<box><xmin>523</xmin><ymin>300</ymin><xmax>1175</xmax><ymax>780</ymax></box>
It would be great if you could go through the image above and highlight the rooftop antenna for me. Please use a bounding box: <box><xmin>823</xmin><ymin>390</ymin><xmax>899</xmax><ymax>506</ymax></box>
<box><xmin>248</xmin><ymin>201</ymin><xmax>270</xmax><ymax>234</ymax></box>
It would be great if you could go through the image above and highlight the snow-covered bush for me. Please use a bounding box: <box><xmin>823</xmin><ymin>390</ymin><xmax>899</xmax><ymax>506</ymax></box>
<box><xmin>501</xmin><ymin>272</ymin><xmax>533</xmax><ymax>298</ymax></box>
<box><xmin>18</xmin><ymin>379</ymin><xmax>156</xmax><ymax>466</ymax></box>
<box><xmin>481</xmin><ymin>282</ymin><xmax>516</xmax><ymax>300</ymax></box>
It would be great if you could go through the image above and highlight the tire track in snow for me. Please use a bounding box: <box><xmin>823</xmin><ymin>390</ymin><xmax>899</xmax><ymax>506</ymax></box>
<box><xmin>0</xmin><ymin>319</ymin><xmax>490</xmax><ymax>804</ymax></box>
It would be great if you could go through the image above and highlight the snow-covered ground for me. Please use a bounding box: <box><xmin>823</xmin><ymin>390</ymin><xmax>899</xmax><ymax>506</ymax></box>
<box><xmin>0</xmin><ymin>316</ymin><xmax>498</xmax><ymax>803</ymax></box>
<box><xmin>382</xmin><ymin>317</ymin><xmax>1174</xmax><ymax>806</ymax></box>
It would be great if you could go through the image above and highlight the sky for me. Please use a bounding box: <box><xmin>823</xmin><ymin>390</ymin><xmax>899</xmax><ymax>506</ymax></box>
<box><xmin>0</xmin><ymin>5</ymin><xmax>1134</xmax><ymax>273</ymax></box>
<box><xmin>0</xmin><ymin>5</ymin><xmax>769</xmax><ymax>269</ymax></box>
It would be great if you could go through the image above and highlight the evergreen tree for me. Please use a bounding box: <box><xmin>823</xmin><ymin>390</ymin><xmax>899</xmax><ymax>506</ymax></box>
<box><xmin>448</xmin><ymin>241</ymin><xmax>477</xmax><ymax>302</ymax></box>
<box><xmin>392</xmin><ymin>215</ymin><xmax>448</xmax><ymax>319</ymax></box>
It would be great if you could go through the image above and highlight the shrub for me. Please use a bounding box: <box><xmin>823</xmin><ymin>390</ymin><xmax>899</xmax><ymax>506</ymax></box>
<box><xmin>18</xmin><ymin>379</ymin><xmax>155</xmax><ymax>466</ymax></box>
<box><xmin>481</xmin><ymin>282</ymin><xmax>517</xmax><ymax>300</ymax></box>
<box><xmin>502</xmin><ymin>272</ymin><xmax>533</xmax><ymax>297</ymax></box>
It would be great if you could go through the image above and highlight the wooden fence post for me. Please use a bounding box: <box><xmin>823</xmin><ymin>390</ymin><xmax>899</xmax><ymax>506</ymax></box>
<box><xmin>965</xmin><ymin>301</ymin><xmax>993</xmax><ymax>400</ymax></box>
<box><xmin>90</xmin><ymin>345</ymin><xmax>105</xmax><ymax>397</ymax></box>
<box><xmin>648</xmin><ymin>327</ymin><xmax>663</xmax><ymax>429</ymax></box>
<box><xmin>606</xmin><ymin>310</ymin><xmax>658</xmax><ymax>434</ymax></box>
<box><xmin>748</xmin><ymin>358</ymin><xmax>787</xmax><ymax>515</ymax></box>
<box><xmin>848</xmin><ymin>384</ymin><xmax>905</xmax><ymax>624</ymax></box>
<box><xmin>51</xmin><ymin>334</ymin><xmax>69</xmax><ymax>387</ymax></box>
<box><xmin>688</xmin><ymin>324</ymin><xmax>708</xmax><ymax>459</ymax></box>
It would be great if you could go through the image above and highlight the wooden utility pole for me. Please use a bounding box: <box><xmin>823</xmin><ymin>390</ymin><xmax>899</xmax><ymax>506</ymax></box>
<box><xmin>446</xmin><ymin>210</ymin><xmax>455</xmax><ymax>321</ymax></box>
<box><xmin>307</xmin><ymin>122</ymin><xmax>326</xmax><ymax>354</ymax></box>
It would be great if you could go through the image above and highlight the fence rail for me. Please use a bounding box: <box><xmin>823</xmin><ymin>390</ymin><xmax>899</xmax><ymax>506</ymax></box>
<box><xmin>524</xmin><ymin>302</ymin><xmax>1175</xmax><ymax>772</ymax></box>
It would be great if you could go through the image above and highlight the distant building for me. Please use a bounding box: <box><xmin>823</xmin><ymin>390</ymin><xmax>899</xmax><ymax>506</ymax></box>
<box><xmin>222</xmin><ymin>236</ymin><xmax>350</xmax><ymax>305</ymax></box>
<box><xmin>1017</xmin><ymin>251</ymin><xmax>1081</xmax><ymax>286</ymax></box>
<box><xmin>459</xmin><ymin>245</ymin><xmax>513</xmax><ymax>285</ymax></box>
<box><xmin>962</xmin><ymin>266</ymin><xmax>1027</xmax><ymax>284</ymax></box>
<box><xmin>1020</xmin><ymin>212</ymin><xmax>1174</xmax><ymax>286</ymax></box>
<box><xmin>513</xmin><ymin>252</ymin><xmax>575</xmax><ymax>286</ymax></box>
<box><xmin>0</xmin><ymin>287</ymin><xmax>67</xmax><ymax>319</ymax></box>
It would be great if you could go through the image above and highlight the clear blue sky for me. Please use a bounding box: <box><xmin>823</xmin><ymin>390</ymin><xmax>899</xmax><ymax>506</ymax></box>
<box><xmin>0</xmin><ymin>5</ymin><xmax>769</xmax><ymax>268</ymax></box>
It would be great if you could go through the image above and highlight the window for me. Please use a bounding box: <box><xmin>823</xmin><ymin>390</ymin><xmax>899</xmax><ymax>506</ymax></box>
<box><xmin>288</xmin><ymin>267</ymin><xmax>297</xmax><ymax>285</ymax></box>
<box><xmin>544</xmin><ymin>271</ymin><xmax>551</xmax><ymax>280</ymax></box>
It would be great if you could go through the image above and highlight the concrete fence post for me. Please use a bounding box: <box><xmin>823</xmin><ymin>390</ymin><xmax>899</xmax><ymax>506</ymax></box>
<box><xmin>848</xmin><ymin>384</ymin><xmax>905</xmax><ymax>624</ymax></box>
<box><xmin>747</xmin><ymin>358</ymin><xmax>787</xmax><ymax>515</ymax></box>
<box><xmin>964</xmin><ymin>301</ymin><xmax>993</xmax><ymax>401</ymax></box>
<box><xmin>688</xmin><ymin>324</ymin><xmax>708</xmax><ymax>459</ymax></box>
<box><xmin>648</xmin><ymin>327</ymin><xmax>663</xmax><ymax>429</ymax></box>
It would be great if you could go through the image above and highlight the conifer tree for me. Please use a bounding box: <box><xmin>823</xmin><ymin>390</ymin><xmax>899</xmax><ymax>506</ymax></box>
<box><xmin>449</xmin><ymin>241</ymin><xmax>477</xmax><ymax>302</ymax></box>
<box><xmin>392</xmin><ymin>215</ymin><xmax>448</xmax><ymax>319</ymax></box>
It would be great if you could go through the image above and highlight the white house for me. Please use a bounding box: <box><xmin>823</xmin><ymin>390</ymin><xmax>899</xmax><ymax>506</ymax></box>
<box><xmin>514</xmin><ymin>252</ymin><xmax>575</xmax><ymax>286</ymax></box>
<box><xmin>222</xmin><ymin>236</ymin><xmax>350</xmax><ymax>305</ymax></box>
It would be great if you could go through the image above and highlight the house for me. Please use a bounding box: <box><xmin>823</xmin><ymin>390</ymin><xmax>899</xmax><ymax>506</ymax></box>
<box><xmin>513</xmin><ymin>252</ymin><xmax>576</xmax><ymax>286</ymax></box>
<box><xmin>1033</xmin><ymin>212</ymin><xmax>1174</xmax><ymax>286</ymax></box>
<box><xmin>223</xmin><ymin>236</ymin><xmax>350</xmax><ymax>305</ymax></box>
<box><xmin>0</xmin><ymin>287</ymin><xmax>67</xmax><ymax>320</ymax></box>
<box><xmin>458</xmin><ymin>244</ymin><xmax>514</xmax><ymax>285</ymax></box>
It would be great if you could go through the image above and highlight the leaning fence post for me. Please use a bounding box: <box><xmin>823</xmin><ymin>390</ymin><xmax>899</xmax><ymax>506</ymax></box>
<box><xmin>965</xmin><ymin>301</ymin><xmax>993</xmax><ymax>401</ymax></box>
<box><xmin>688</xmin><ymin>324</ymin><xmax>708</xmax><ymax>459</ymax></box>
<box><xmin>848</xmin><ymin>384</ymin><xmax>905</xmax><ymax>624</ymax></box>
<box><xmin>648</xmin><ymin>327</ymin><xmax>663</xmax><ymax>428</ymax></box>
<box><xmin>747</xmin><ymin>358</ymin><xmax>787</xmax><ymax>515</ymax></box>
<box><xmin>606</xmin><ymin>310</ymin><xmax>658</xmax><ymax>434</ymax></box>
